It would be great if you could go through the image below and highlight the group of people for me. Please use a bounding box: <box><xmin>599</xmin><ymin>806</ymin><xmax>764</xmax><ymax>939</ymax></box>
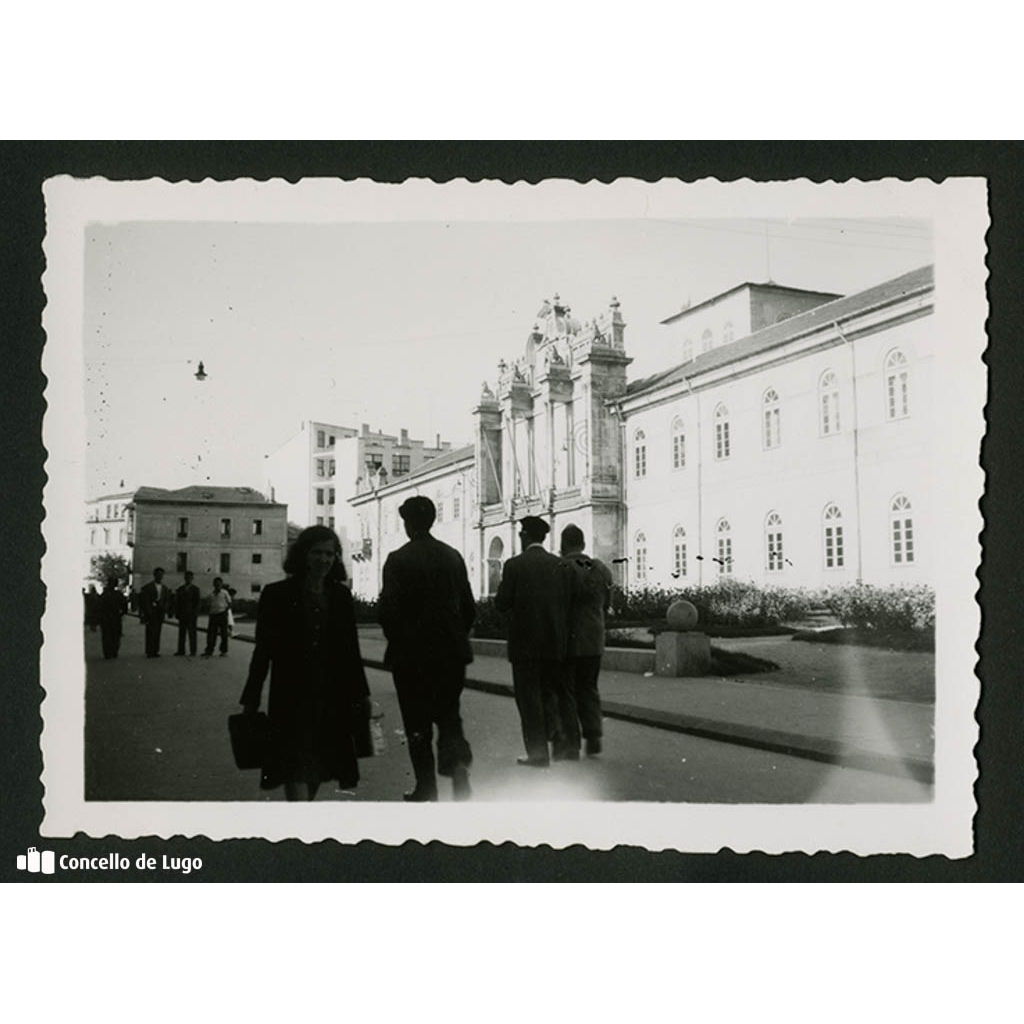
<box><xmin>88</xmin><ymin>570</ymin><xmax>236</xmax><ymax>660</ymax></box>
<box><xmin>237</xmin><ymin>500</ymin><xmax>611</xmax><ymax>804</ymax></box>
<box><xmin>138</xmin><ymin>569</ymin><xmax>235</xmax><ymax>659</ymax></box>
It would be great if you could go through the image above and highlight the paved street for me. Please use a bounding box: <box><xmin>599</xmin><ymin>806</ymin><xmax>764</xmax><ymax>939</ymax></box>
<box><xmin>84</xmin><ymin>623</ymin><xmax>931</xmax><ymax>803</ymax></box>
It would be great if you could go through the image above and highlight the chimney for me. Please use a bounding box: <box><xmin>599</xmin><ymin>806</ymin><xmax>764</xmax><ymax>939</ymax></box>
<box><xmin>361</xmin><ymin>423</ymin><xmax>369</xmax><ymax>437</ymax></box>
<box><xmin>400</xmin><ymin>428</ymin><xmax>408</xmax><ymax>446</ymax></box>
<box><xmin>435</xmin><ymin>433</ymin><xmax>441</xmax><ymax>448</ymax></box>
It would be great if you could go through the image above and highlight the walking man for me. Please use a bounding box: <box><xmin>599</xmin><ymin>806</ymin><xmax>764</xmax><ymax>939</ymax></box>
<box><xmin>560</xmin><ymin>524</ymin><xmax>613</xmax><ymax>756</ymax></box>
<box><xmin>175</xmin><ymin>570</ymin><xmax>201</xmax><ymax>656</ymax></box>
<box><xmin>379</xmin><ymin>496</ymin><xmax>475</xmax><ymax>801</ymax></box>
<box><xmin>202</xmin><ymin>577</ymin><xmax>232</xmax><ymax>657</ymax></box>
<box><xmin>98</xmin><ymin>577</ymin><xmax>128</xmax><ymax>659</ymax></box>
<box><xmin>139</xmin><ymin>567</ymin><xmax>171</xmax><ymax>657</ymax></box>
<box><xmin>495</xmin><ymin>516</ymin><xmax>579</xmax><ymax>766</ymax></box>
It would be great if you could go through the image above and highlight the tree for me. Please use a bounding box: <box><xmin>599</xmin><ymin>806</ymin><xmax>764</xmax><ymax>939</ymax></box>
<box><xmin>90</xmin><ymin>552</ymin><xmax>131</xmax><ymax>584</ymax></box>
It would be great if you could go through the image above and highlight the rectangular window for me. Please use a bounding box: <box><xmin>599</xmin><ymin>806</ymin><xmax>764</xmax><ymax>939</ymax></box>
<box><xmin>176</xmin><ymin>551</ymin><xmax>188</xmax><ymax>572</ymax></box>
<box><xmin>717</xmin><ymin>538</ymin><xmax>732</xmax><ymax>574</ymax></box>
<box><xmin>317</xmin><ymin>516</ymin><xmax>324</xmax><ymax>526</ymax></box>
<box><xmin>674</xmin><ymin>543</ymin><xmax>687</xmax><ymax>577</ymax></box>
<box><xmin>393</xmin><ymin>454</ymin><xmax>411</xmax><ymax>476</ymax></box>
<box><xmin>328</xmin><ymin>516</ymin><xmax>335</xmax><ymax>529</ymax></box>
<box><xmin>220</xmin><ymin>518</ymin><xmax>231</xmax><ymax>538</ymax></box>
<box><xmin>329</xmin><ymin>434</ymin><xmax>335</xmax><ymax>446</ymax></box>
<box><xmin>177</xmin><ymin>516</ymin><xmax>189</xmax><ymax>538</ymax></box>
<box><xmin>251</xmin><ymin>583</ymin><xmax>262</xmax><ymax>594</ymax></box>
<box><xmin>328</xmin><ymin>488</ymin><xmax>335</xmax><ymax>505</ymax></box>
<box><xmin>893</xmin><ymin>517</ymin><xmax>916</xmax><ymax>564</ymax></box>
<box><xmin>436</xmin><ymin>500</ymin><xmax>445</xmax><ymax>523</ymax></box>
<box><xmin>251</xmin><ymin>553</ymin><xmax>262</xmax><ymax>564</ymax></box>
<box><xmin>453</xmin><ymin>495</ymin><xmax>461</xmax><ymax>519</ymax></box>
<box><xmin>715</xmin><ymin>422</ymin><xmax>730</xmax><ymax>460</ymax></box>
<box><xmin>764</xmin><ymin>408</ymin><xmax>780</xmax><ymax>449</ymax></box>
<box><xmin>634</xmin><ymin>445</ymin><xmax>647</xmax><ymax>477</ymax></box>
<box><xmin>767</xmin><ymin>531</ymin><xmax>784</xmax><ymax>572</ymax></box>
<box><xmin>316</xmin><ymin>459</ymin><xmax>325</xmax><ymax>478</ymax></box>
<box><xmin>824</xmin><ymin>526</ymin><xmax>845</xmax><ymax>569</ymax></box>
<box><xmin>673</xmin><ymin>434</ymin><xmax>685</xmax><ymax>470</ymax></box>
<box><xmin>316</xmin><ymin>488</ymin><xmax>325</xmax><ymax>505</ymax></box>
<box><xmin>328</xmin><ymin>460</ymin><xmax>335</xmax><ymax>477</ymax></box>
<box><xmin>220</xmin><ymin>553</ymin><xmax>231</xmax><ymax>573</ymax></box>
<box><xmin>252</xmin><ymin>519</ymin><xmax>263</xmax><ymax>536</ymax></box>
<box><xmin>317</xmin><ymin>430</ymin><xmax>326</xmax><ymax>448</ymax></box>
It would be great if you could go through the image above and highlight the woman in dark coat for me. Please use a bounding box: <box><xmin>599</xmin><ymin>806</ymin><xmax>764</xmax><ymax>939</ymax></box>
<box><xmin>240</xmin><ymin>525</ymin><xmax>370</xmax><ymax>801</ymax></box>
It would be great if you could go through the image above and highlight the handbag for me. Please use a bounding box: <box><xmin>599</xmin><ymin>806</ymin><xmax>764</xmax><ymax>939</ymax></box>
<box><xmin>228</xmin><ymin>711</ymin><xmax>270</xmax><ymax>769</ymax></box>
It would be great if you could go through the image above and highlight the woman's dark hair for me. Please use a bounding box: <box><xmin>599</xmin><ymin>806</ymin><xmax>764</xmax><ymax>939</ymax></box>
<box><xmin>283</xmin><ymin>525</ymin><xmax>347</xmax><ymax>582</ymax></box>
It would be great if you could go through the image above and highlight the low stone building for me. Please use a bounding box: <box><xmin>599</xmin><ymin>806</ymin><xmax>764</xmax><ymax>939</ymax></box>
<box><xmin>126</xmin><ymin>486</ymin><xmax>288</xmax><ymax>601</ymax></box>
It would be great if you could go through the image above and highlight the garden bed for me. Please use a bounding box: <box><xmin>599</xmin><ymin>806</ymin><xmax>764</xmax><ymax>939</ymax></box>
<box><xmin>792</xmin><ymin>627</ymin><xmax>935</xmax><ymax>653</ymax></box>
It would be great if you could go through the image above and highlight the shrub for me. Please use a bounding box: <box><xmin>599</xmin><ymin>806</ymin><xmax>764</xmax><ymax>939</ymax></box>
<box><xmin>472</xmin><ymin>598</ymin><xmax>507</xmax><ymax>639</ymax></box>
<box><xmin>612</xmin><ymin>580</ymin><xmax>815</xmax><ymax>628</ymax></box>
<box><xmin>351</xmin><ymin>595</ymin><xmax>380</xmax><ymax>623</ymax></box>
<box><xmin>823</xmin><ymin>583</ymin><xmax>934</xmax><ymax>632</ymax></box>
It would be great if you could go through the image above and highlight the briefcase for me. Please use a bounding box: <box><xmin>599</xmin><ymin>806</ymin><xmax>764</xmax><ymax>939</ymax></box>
<box><xmin>228</xmin><ymin>711</ymin><xmax>270</xmax><ymax>770</ymax></box>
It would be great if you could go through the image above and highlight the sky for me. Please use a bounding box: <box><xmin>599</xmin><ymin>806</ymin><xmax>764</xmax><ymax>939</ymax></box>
<box><xmin>83</xmin><ymin>216</ymin><xmax>933</xmax><ymax>498</ymax></box>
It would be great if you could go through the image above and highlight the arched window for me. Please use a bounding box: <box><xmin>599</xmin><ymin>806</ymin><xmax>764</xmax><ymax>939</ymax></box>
<box><xmin>671</xmin><ymin>417</ymin><xmax>686</xmax><ymax>470</ymax></box>
<box><xmin>885</xmin><ymin>349</ymin><xmax>910</xmax><ymax>420</ymax></box>
<box><xmin>723</xmin><ymin>321</ymin><xmax>734</xmax><ymax>344</ymax></box>
<box><xmin>765</xmin><ymin>511</ymin><xmax>784</xmax><ymax>572</ymax></box>
<box><xmin>890</xmin><ymin>494</ymin><xmax>915</xmax><ymax>565</ymax></box>
<box><xmin>762</xmin><ymin>387</ymin><xmax>781</xmax><ymax>449</ymax></box>
<box><xmin>633</xmin><ymin>429</ymin><xmax>647</xmax><ymax>478</ymax></box>
<box><xmin>634</xmin><ymin>531</ymin><xmax>649</xmax><ymax>583</ymax></box>
<box><xmin>819</xmin><ymin>370</ymin><xmax>841</xmax><ymax>436</ymax></box>
<box><xmin>672</xmin><ymin>526</ymin><xmax>687</xmax><ymax>578</ymax></box>
<box><xmin>714</xmin><ymin>404</ymin><xmax>730</xmax><ymax>460</ymax></box>
<box><xmin>823</xmin><ymin>503</ymin><xmax>845</xmax><ymax>569</ymax></box>
<box><xmin>682</xmin><ymin>338</ymin><xmax>694</xmax><ymax>364</ymax></box>
<box><xmin>716</xmin><ymin>518</ymin><xmax>733</xmax><ymax>575</ymax></box>
<box><xmin>701</xmin><ymin>328</ymin><xmax>714</xmax><ymax>352</ymax></box>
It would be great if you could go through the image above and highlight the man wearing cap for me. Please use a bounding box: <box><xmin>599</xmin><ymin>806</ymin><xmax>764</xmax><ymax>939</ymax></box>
<box><xmin>495</xmin><ymin>515</ymin><xmax>579</xmax><ymax>766</ymax></box>
<box><xmin>379</xmin><ymin>495</ymin><xmax>475</xmax><ymax>801</ymax></box>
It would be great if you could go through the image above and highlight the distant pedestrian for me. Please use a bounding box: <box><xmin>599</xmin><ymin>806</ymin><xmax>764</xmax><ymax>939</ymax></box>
<box><xmin>98</xmin><ymin>577</ymin><xmax>128</xmax><ymax>659</ymax></box>
<box><xmin>84</xmin><ymin>585</ymin><xmax>101</xmax><ymax>631</ymax></box>
<box><xmin>139</xmin><ymin>567</ymin><xmax>171</xmax><ymax>657</ymax></box>
<box><xmin>240</xmin><ymin>525</ymin><xmax>370</xmax><ymax>801</ymax></box>
<box><xmin>379</xmin><ymin>495</ymin><xmax>475</xmax><ymax>802</ymax></box>
<box><xmin>202</xmin><ymin>577</ymin><xmax>232</xmax><ymax>657</ymax></box>
<box><xmin>560</xmin><ymin>524</ymin><xmax>613</xmax><ymax>757</ymax></box>
<box><xmin>175</xmin><ymin>570</ymin><xmax>201</xmax><ymax>656</ymax></box>
<box><xmin>495</xmin><ymin>515</ymin><xmax>579</xmax><ymax>766</ymax></box>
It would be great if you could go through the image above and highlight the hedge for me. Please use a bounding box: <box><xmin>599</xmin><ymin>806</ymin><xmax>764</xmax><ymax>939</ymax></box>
<box><xmin>823</xmin><ymin>583</ymin><xmax>934</xmax><ymax>632</ymax></box>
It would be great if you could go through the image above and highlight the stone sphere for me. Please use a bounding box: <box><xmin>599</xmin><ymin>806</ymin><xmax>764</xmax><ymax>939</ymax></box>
<box><xmin>665</xmin><ymin>599</ymin><xmax>699</xmax><ymax>632</ymax></box>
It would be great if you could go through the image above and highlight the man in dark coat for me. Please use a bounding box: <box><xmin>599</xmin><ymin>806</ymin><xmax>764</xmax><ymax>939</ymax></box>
<box><xmin>138</xmin><ymin>567</ymin><xmax>171</xmax><ymax>657</ymax></box>
<box><xmin>379</xmin><ymin>495</ymin><xmax>475</xmax><ymax>801</ymax></box>
<box><xmin>495</xmin><ymin>515</ymin><xmax>578</xmax><ymax>766</ymax></box>
<box><xmin>560</xmin><ymin>524</ymin><xmax>613</xmax><ymax>756</ymax></box>
<box><xmin>173</xmin><ymin>570</ymin><xmax>201</xmax><ymax>656</ymax></box>
<box><xmin>98</xmin><ymin>577</ymin><xmax>128</xmax><ymax>659</ymax></box>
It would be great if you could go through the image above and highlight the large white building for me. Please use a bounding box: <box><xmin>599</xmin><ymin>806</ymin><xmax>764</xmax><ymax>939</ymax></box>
<box><xmin>349</xmin><ymin>265</ymin><xmax>934</xmax><ymax>600</ymax></box>
<box><xmin>84</xmin><ymin>489</ymin><xmax>134</xmax><ymax>585</ymax></box>
<box><xmin>264</xmin><ymin>419</ymin><xmax>456</xmax><ymax>581</ymax></box>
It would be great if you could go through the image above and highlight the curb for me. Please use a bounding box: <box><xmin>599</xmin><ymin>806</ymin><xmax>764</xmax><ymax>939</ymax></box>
<box><xmin>361</xmin><ymin>657</ymin><xmax>933</xmax><ymax>786</ymax></box>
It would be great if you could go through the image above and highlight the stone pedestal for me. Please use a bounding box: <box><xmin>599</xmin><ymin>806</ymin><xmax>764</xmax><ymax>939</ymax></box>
<box><xmin>655</xmin><ymin>631</ymin><xmax>712</xmax><ymax>677</ymax></box>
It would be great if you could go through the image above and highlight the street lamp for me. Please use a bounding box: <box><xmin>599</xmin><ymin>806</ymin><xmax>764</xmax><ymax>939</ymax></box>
<box><xmin>194</xmin><ymin>361</ymin><xmax>208</xmax><ymax>382</ymax></box>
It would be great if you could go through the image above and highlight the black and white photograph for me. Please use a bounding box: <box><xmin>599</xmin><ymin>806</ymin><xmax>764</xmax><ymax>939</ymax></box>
<box><xmin>39</xmin><ymin>175</ymin><xmax>985</xmax><ymax>855</ymax></box>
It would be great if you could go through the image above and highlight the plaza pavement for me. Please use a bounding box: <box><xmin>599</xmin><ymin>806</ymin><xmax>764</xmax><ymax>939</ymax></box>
<box><xmin>225</xmin><ymin>621</ymin><xmax>935</xmax><ymax>785</ymax></box>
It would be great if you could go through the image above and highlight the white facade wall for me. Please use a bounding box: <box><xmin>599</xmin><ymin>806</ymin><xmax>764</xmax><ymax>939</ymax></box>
<box><xmin>624</xmin><ymin>306</ymin><xmax>933</xmax><ymax>591</ymax></box>
<box><xmin>666</xmin><ymin>290</ymin><xmax>754</xmax><ymax>366</ymax></box>
<box><xmin>264</xmin><ymin>426</ymin><xmax>313</xmax><ymax>527</ymax></box>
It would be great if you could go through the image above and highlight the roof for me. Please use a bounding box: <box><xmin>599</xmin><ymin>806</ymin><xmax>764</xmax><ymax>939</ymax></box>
<box><xmin>396</xmin><ymin>444</ymin><xmax>474</xmax><ymax>482</ymax></box>
<box><xmin>659</xmin><ymin>281</ymin><xmax>842</xmax><ymax>325</ymax></box>
<box><xmin>131</xmin><ymin>485</ymin><xmax>281</xmax><ymax>506</ymax></box>
<box><xmin>630</xmin><ymin>265</ymin><xmax>933</xmax><ymax>400</ymax></box>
